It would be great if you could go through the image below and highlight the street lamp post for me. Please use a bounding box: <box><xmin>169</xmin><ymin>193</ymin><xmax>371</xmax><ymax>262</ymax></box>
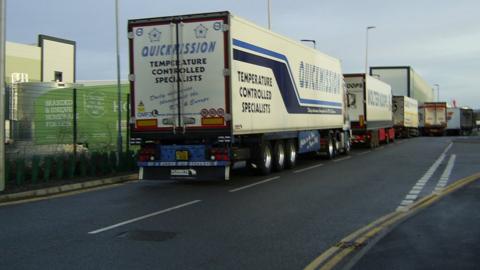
<box><xmin>300</xmin><ymin>39</ymin><xmax>316</xmax><ymax>49</ymax></box>
<box><xmin>267</xmin><ymin>0</ymin><xmax>271</xmax><ymax>30</ymax></box>
<box><xmin>0</xmin><ymin>0</ymin><xmax>5</xmax><ymax>192</ymax></box>
<box><xmin>434</xmin><ymin>84</ymin><xmax>440</xmax><ymax>101</ymax></box>
<box><xmin>365</xmin><ymin>26</ymin><xmax>376</xmax><ymax>76</ymax></box>
<box><xmin>115</xmin><ymin>0</ymin><xmax>122</xmax><ymax>166</ymax></box>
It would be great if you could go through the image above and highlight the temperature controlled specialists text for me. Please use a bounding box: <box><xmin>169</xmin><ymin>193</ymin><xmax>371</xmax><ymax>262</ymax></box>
<box><xmin>238</xmin><ymin>71</ymin><xmax>273</xmax><ymax>114</ymax></box>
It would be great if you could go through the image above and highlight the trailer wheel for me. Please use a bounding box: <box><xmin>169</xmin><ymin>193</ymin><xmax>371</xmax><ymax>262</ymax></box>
<box><xmin>284</xmin><ymin>140</ymin><xmax>297</xmax><ymax>169</ymax></box>
<box><xmin>343</xmin><ymin>134</ymin><xmax>351</xmax><ymax>155</ymax></box>
<box><xmin>273</xmin><ymin>141</ymin><xmax>285</xmax><ymax>171</ymax></box>
<box><xmin>326</xmin><ymin>135</ymin><xmax>336</xmax><ymax>159</ymax></box>
<box><xmin>257</xmin><ymin>142</ymin><xmax>273</xmax><ymax>175</ymax></box>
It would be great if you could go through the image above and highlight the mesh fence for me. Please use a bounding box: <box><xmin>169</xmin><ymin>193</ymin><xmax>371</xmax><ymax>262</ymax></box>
<box><xmin>3</xmin><ymin>82</ymin><xmax>137</xmax><ymax>191</ymax></box>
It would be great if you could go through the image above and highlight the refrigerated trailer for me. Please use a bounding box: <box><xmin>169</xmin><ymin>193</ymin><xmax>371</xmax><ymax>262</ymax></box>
<box><xmin>345</xmin><ymin>74</ymin><xmax>394</xmax><ymax>148</ymax></box>
<box><xmin>446</xmin><ymin>108</ymin><xmax>474</xmax><ymax>135</ymax></box>
<box><xmin>370</xmin><ymin>66</ymin><xmax>434</xmax><ymax>104</ymax></box>
<box><xmin>128</xmin><ymin>11</ymin><xmax>351</xmax><ymax>180</ymax></box>
<box><xmin>419</xmin><ymin>102</ymin><xmax>447</xmax><ymax>136</ymax></box>
<box><xmin>392</xmin><ymin>96</ymin><xmax>419</xmax><ymax>138</ymax></box>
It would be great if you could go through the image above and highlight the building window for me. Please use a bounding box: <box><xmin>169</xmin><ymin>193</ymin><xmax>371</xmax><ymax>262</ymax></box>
<box><xmin>54</xmin><ymin>71</ymin><xmax>63</xmax><ymax>82</ymax></box>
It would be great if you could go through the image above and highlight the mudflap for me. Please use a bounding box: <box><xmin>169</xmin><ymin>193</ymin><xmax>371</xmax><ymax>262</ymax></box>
<box><xmin>140</xmin><ymin>166</ymin><xmax>230</xmax><ymax>181</ymax></box>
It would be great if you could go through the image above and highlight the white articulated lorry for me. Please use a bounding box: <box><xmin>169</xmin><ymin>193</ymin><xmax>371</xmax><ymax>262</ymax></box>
<box><xmin>446</xmin><ymin>108</ymin><xmax>474</xmax><ymax>135</ymax></box>
<box><xmin>369</xmin><ymin>66</ymin><xmax>434</xmax><ymax>104</ymax></box>
<box><xmin>418</xmin><ymin>102</ymin><xmax>447</xmax><ymax>136</ymax></box>
<box><xmin>392</xmin><ymin>96</ymin><xmax>419</xmax><ymax>138</ymax></box>
<box><xmin>128</xmin><ymin>11</ymin><xmax>351</xmax><ymax>180</ymax></box>
<box><xmin>345</xmin><ymin>74</ymin><xmax>394</xmax><ymax>148</ymax></box>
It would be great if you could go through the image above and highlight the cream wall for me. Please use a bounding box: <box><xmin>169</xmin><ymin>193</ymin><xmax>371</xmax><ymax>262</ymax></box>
<box><xmin>41</xmin><ymin>38</ymin><xmax>75</xmax><ymax>83</ymax></box>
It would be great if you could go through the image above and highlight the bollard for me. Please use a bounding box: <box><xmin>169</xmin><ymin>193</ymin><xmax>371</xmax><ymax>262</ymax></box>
<box><xmin>102</xmin><ymin>152</ymin><xmax>109</xmax><ymax>175</ymax></box>
<box><xmin>66</xmin><ymin>154</ymin><xmax>75</xmax><ymax>179</ymax></box>
<box><xmin>16</xmin><ymin>157</ymin><xmax>25</xmax><ymax>186</ymax></box>
<box><xmin>43</xmin><ymin>156</ymin><xmax>52</xmax><ymax>182</ymax></box>
<box><xmin>31</xmin><ymin>156</ymin><xmax>40</xmax><ymax>184</ymax></box>
<box><xmin>109</xmin><ymin>151</ymin><xmax>117</xmax><ymax>172</ymax></box>
<box><xmin>79</xmin><ymin>154</ymin><xmax>87</xmax><ymax>177</ymax></box>
<box><xmin>55</xmin><ymin>155</ymin><xmax>65</xmax><ymax>180</ymax></box>
<box><xmin>89</xmin><ymin>152</ymin><xmax>97</xmax><ymax>176</ymax></box>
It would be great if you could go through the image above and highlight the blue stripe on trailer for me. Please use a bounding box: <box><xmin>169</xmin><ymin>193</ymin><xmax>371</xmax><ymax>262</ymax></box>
<box><xmin>233</xmin><ymin>39</ymin><xmax>343</xmax><ymax>110</ymax></box>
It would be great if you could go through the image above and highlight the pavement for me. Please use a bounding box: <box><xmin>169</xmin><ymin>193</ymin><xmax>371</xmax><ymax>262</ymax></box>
<box><xmin>0</xmin><ymin>136</ymin><xmax>478</xmax><ymax>270</ymax></box>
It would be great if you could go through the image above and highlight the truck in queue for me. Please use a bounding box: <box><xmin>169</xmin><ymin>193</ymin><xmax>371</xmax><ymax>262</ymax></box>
<box><xmin>446</xmin><ymin>107</ymin><xmax>475</xmax><ymax>135</ymax></box>
<box><xmin>128</xmin><ymin>11</ymin><xmax>351</xmax><ymax>180</ymax></box>
<box><xmin>345</xmin><ymin>74</ymin><xmax>394</xmax><ymax>148</ymax></box>
<box><xmin>392</xmin><ymin>96</ymin><xmax>419</xmax><ymax>138</ymax></box>
<box><xmin>419</xmin><ymin>102</ymin><xmax>447</xmax><ymax>136</ymax></box>
<box><xmin>370</xmin><ymin>66</ymin><xmax>434</xmax><ymax>104</ymax></box>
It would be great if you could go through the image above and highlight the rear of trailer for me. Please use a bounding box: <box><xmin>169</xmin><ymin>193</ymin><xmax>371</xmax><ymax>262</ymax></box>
<box><xmin>128</xmin><ymin>11</ymin><xmax>350</xmax><ymax>180</ymax></box>
<box><xmin>392</xmin><ymin>96</ymin><xmax>419</xmax><ymax>137</ymax></box>
<box><xmin>345</xmin><ymin>74</ymin><xmax>394</xmax><ymax>148</ymax></box>
<box><xmin>447</xmin><ymin>108</ymin><xmax>474</xmax><ymax>135</ymax></box>
<box><xmin>419</xmin><ymin>102</ymin><xmax>447</xmax><ymax>136</ymax></box>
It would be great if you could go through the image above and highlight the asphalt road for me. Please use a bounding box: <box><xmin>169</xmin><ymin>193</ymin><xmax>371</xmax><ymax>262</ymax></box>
<box><xmin>0</xmin><ymin>136</ymin><xmax>478</xmax><ymax>270</ymax></box>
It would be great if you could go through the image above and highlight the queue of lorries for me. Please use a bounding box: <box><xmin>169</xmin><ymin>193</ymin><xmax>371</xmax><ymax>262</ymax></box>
<box><xmin>128</xmin><ymin>11</ymin><xmax>475</xmax><ymax>181</ymax></box>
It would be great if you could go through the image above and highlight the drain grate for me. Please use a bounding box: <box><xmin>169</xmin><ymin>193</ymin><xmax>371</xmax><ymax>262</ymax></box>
<box><xmin>116</xmin><ymin>230</ymin><xmax>177</xmax><ymax>242</ymax></box>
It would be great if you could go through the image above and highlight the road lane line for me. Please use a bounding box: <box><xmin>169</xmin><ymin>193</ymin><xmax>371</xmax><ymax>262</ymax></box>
<box><xmin>228</xmin><ymin>176</ymin><xmax>280</xmax><ymax>193</ymax></box>
<box><xmin>356</xmin><ymin>150</ymin><xmax>371</xmax><ymax>156</ymax></box>
<box><xmin>433</xmin><ymin>154</ymin><xmax>456</xmax><ymax>193</ymax></box>
<box><xmin>396</xmin><ymin>145</ymin><xmax>450</xmax><ymax>211</ymax></box>
<box><xmin>88</xmin><ymin>200</ymin><xmax>202</xmax><ymax>234</ymax></box>
<box><xmin>333</xmin><ymin>156</ymin><xmax>351</xmax><ymax>162</ymax></box>
<box><xmin>293</xmin><ymin>164</ymin><xmax>324</xmax><ymax>174</ymax></box>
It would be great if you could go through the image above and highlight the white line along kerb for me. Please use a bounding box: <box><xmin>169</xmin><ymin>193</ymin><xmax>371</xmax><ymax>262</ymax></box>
<box><xmin>88</xmin><ymin>200</ymin><xmax>202</xmax><ymax>234</ymax></box>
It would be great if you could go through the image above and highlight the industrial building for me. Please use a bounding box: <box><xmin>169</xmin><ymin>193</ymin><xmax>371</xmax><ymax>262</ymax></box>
<box><xmin>5</xmin><ymin>34</ymin><xmax>75</xmax><ymax>84</ymax></box>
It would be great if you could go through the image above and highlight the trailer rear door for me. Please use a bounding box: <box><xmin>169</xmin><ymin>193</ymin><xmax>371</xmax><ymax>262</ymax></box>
<box><xmin>129</xmin><ymin>14</ymin><xmax>230</xmax><ymax>135</ymax></box>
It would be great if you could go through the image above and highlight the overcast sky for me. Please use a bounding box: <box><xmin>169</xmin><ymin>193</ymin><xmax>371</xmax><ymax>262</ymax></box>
<box><xmin>6</xmin><ymin>0</ymin><xmax>480</xmax><ymax>108</ymax></box>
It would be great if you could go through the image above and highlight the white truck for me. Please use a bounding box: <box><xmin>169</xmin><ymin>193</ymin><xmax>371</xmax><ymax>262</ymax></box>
<box><xmin>345</xmin><ymin>74</ymin><xmax>394</xmax><ymax>148</ymax></box>
<box><xmin>446</xmin><ymin>108</ymin><xmax>474</xmax><ymax>135</ymax></box>
<box><xmin>392</xmin><ymin>96</ymin><xmax>419</xmax><ymax>138</ymax></box>
<box><xmin>419</xmin><ymin>102</ymin><xmax>447</xmax><ymax>136</ymax></box>
<box><xmin>128</xmin><ymin>11</ymin><xmax>351</xmax><ymax>180</ymax></box>
<box><xmin>370</xmin><ymin>66</ymin><xmax>434</xmax><ymax>104</ymax></box>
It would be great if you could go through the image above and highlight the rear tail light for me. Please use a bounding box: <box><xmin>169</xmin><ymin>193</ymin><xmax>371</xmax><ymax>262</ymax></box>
<box><xmin>209</xmin><ymin>147</ymin><xmax>229</xmax><ymax>161</ymax></box>
<box><xmin>139</xmin><ymin>145</ymin><xmax>157</xmax><ymax>162</ymax></box>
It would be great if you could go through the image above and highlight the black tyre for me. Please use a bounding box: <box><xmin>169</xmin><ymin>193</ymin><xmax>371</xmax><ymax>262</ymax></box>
<box><xmin>257</xmin><ymin>142</ymin><xmax>273</xmax><ymax>175</ymax></box>
<box><xmin>343</xmin><ymin>134</ymin><xmax>351</xmax><ymax>155</ymax></box>
<box><xmin>284</xmin><ymin>140</ymin><xmax>297</xmax><ymax>169</ymax></box>
<box><xmin>273</xmin><ymin>141</ymin><xmax>286</xmax><ymax>171</ymax></box>
<box><xmin>325</xmin><ymin>135</ymin><xmax>336</xmax><ymax>159</ymax></box>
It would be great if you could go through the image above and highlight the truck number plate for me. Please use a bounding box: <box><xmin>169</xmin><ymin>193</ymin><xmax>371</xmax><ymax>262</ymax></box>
<box><xmin>171</xmin><ymin>169</ymin><xmax>190</xmax><ymax>176</ymax></box>
<box><xmin>175</xmin><ymin>150</ymin><xmax>189</xmax><ymax>161</ymax></box>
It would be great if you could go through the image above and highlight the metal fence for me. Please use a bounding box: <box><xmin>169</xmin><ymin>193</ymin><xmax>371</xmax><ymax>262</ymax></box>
<box><xmin>3</xmin><ymin>82</ymin><xmax>137</xmax><ymax>191</ymax></box>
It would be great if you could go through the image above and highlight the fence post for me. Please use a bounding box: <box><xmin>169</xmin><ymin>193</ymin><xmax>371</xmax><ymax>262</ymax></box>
<box><xmin>73</xmin><ymin>87</ymin><xmax>77</xmax><ymax>159</ymax></box>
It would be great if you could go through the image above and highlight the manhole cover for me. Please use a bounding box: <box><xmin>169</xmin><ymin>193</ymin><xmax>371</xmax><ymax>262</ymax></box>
<box><xmin>116</xmin><ymin>230</ymin><xmax>177</xmax><ymax>242</ymax></box>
